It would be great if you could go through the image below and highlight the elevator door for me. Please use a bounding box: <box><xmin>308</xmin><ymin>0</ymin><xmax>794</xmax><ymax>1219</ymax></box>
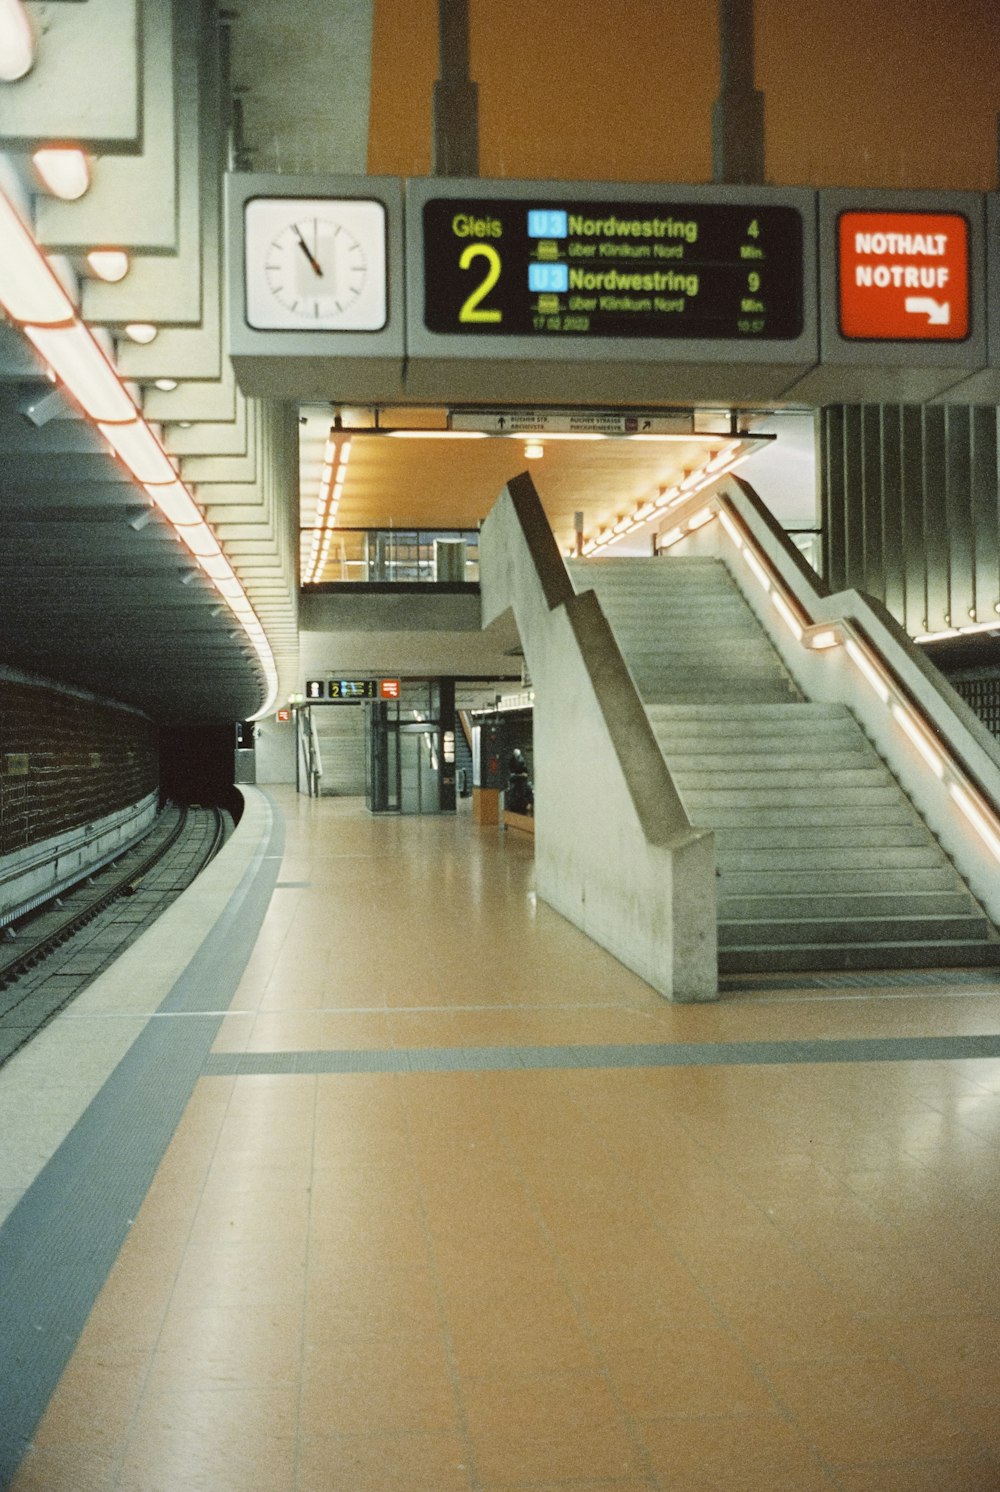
<box><xmin>399</xmin><ymin>723</ymin><xmax>440</xmax><ymax>814</ymax></box>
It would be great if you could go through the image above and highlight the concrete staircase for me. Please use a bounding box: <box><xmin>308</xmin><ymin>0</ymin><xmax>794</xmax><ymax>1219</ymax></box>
<box><xmin>569</xmin><ymin>556</ymin><xmax>1000</xmax><ymax>973</ymax></box>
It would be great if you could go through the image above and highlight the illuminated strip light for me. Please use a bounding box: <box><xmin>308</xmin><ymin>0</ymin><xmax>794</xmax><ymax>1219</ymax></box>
<box><xmin>24</xmin><ymin>323</ymin><xmax>137</xmax><ymax>421</ymax></box>
<box><xmin>717</xmin><ymin>508</ymin><xmax>744</xmax><ymax>547</ymax></box>
<box><xmin>915</xmin><ymin>620</ymin><xmax>1000</xmax><ymax>643</ymax></box>
<box><xmin>845</xmin><ymin>638</ymin><xmax>891</xmax><ymax>703</ymax></box>
<box><xmin>384</xmin><ymin>429</ymin><xmax>488</xmax><ymax>440</ymax></box>
<box><xmin>580</xmin><ymin>442</ymin><xmax>761</xmax><ymax>552</ymax></box>
<box><xmin>949</xmin><ymin>783</ymin><xmax>1000</xmax><ymax>863</ymax></box>
<box><xmin>891</xmin><ymin>703</ymin><xmax>945</xmax><ymax>778</ymax></box>
<box><xmin>306</xmin><ymin>435</ymin><xmax>352</xmax><ymax>583</ymax></box>
<box><xmin>0</xmin><ymin>191</ymin><xmax>77</xmax><ymax>324</ymax></box>
<box><xmin>0</xmin><ymin>183</ymin><xmax>277</xmax><ymax>714</ymax></box>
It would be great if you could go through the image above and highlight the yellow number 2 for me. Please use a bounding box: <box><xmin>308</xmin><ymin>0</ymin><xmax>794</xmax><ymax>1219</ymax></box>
<box><xmin>458</xmin><ymin>243</ymin><xmax>502</xmax><ymax>323</ymax></box>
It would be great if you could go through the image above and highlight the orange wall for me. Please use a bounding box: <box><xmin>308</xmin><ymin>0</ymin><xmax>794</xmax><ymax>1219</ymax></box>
<box><xmin>369</xmin><ymin>0</ymin><xmax>998</xmax><ymax>191</ymax></box>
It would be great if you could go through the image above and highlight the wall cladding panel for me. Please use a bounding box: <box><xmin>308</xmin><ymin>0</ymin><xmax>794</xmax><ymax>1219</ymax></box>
<box><xmin>0</xmin><ymin>676</ymin><xmax>158</xmax><ymax>856</ymax></box>
<box><xmin>821</xmin><ymin>404</ymin><xmax>1000</xmax><ymax>641</ymax></box>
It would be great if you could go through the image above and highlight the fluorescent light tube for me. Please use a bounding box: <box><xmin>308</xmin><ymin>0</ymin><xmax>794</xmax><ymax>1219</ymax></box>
<box><xmin>25</xmin><ymin>323</ymin><xmax>137</xmax><ymax>421</ymax></box>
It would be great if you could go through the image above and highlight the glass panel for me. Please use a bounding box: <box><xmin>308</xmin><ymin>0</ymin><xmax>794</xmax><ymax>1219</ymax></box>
<box><xmin>301</xmin><ymin>528</ymin><xmax>480</xmax><ymax>585</ymax></box>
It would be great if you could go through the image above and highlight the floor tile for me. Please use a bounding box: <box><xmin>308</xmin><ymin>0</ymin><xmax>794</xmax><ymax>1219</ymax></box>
<box><xmin>639</xmin><ymin>1411</ymin><xmax>837</xmax><ymax>1490</ymax></box>
<box><xmin>765</xmin><ymin>1355</ymin><xmax>981</xmax><ymax>1463</ymax></box>
<box><xmin>460</xmin><ymin>1374</ymin><xmax>641</xmax><ymax>1483</ymax></box>
<box><xmin>296</xmin><ymin>1431</ymin><xmax>473</xmax><ymax>1490</ymax></box>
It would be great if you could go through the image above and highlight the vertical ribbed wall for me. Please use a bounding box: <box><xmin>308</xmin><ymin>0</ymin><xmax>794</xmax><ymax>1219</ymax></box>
<box><xmin>821</xmin><ymin>405</ymin><xmax>1000</xmax><ymax>638</ymax></box>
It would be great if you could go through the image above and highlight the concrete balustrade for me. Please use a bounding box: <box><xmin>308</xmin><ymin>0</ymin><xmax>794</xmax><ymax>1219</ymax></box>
<box><xmin>480</xmin><ymin>473</ymin><xmax>717</xmax><ymax>1002</ymax></box>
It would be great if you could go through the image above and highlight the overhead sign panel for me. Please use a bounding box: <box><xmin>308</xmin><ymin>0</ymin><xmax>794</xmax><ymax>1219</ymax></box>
<box><xmin>404</xmin><ymin>178</ymin><xmax>818</xmax><ymax>404</ymax></box>
<box><xmin>225</xmin><ymin>173</ymin><xmax>406</xmax><ymax>401</ymax></box>
<box><xmin>785</xmin><ymin>188</ymin><xmax>986</xmax><ymax>405</ymax></box>
<box><xmin>838</xmin><ymin>210</ymin><xmax>970</xmax><ymax>341</ymax></box>
<box><xmin>422</xmin><ymin>196</ymin><xmax>803</xmax><ymax>341</ymax></box>
<box><xmin>449</xmin><ymin>408</ymin><xmax>695</xmax><ymax>434</ymax></box>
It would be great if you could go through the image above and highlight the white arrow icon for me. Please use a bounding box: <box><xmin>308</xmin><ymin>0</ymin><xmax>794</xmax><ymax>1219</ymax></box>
<box><xmin>904</xmin><ymin>297</ymin><xmax>951</xmax><ymax>325</ymax></box>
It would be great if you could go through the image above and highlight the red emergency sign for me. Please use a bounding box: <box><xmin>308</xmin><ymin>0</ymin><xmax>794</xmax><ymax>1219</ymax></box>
<box><xmin>276</xmin><ymin>708</ymin><xmax>291</xmax><ymax>722</ymax></box>
<box><xmin>838</xmin><ymin>210</ymin><xmax>969</xmax><ymax>342</ymax></box>
<box><xmin>380</xmin><ymin>678</ymin><xmax>401</xmax><ymax>699</ymax></box>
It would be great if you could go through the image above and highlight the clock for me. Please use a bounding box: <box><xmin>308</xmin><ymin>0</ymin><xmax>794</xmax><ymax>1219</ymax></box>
<box><xmin>244</xmin><ymin>196</ymin><xmax>388</xmax><ymax>332</ymax></box>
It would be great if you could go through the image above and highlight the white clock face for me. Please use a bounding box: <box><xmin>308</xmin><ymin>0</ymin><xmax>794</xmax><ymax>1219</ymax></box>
<box><xmin>244</xmin><ymin>197</ymin><xmax>387</xmax><ymax>332</ymax></box>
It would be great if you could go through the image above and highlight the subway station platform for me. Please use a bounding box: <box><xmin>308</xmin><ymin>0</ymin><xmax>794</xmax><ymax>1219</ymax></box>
<box><xmin>3</xmin><ymin>788</ymin><xmax>1000</xmax><ymax>1491</ymax></box>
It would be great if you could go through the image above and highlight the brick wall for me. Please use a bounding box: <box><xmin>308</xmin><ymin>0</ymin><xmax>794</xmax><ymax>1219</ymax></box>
<box><xmin>0</xmin><ymin>676</ymin><xmax>158</xmax><ymax>857</ymax></box>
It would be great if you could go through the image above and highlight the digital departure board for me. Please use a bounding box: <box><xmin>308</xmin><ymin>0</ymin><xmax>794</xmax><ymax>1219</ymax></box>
<box><xmin>422</xmin><ymin>197</ymin><xmax>804</xmax><ymax>341</ymax></box>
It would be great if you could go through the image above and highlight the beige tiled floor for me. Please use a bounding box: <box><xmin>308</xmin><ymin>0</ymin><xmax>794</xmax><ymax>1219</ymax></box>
<box><xmin>12</xmin><ymin>790</ymin><xmax>1000</xmax><ymax>1490</ymax></box>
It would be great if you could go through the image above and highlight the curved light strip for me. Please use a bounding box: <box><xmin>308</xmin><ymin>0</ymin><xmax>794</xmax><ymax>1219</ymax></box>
<box><xmin>24</xmin><ymin>322</ymin><xmax>137</xmax><ymax>422</ymax></box>
<box><xmin>0</xmin><ymin>181</ymin><xmax>277</xmax><ymax>715</ymax></box>
<box><xmin>0</xmin><ymin>190</ymin><xmax>76</xmax><ymax>323</ymax></box>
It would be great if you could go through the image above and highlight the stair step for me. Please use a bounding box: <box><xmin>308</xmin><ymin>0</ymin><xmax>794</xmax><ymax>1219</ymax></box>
<box><xmin>719</xmin><ymin>891</ymin><xmax>977</xmax><ymax>920</ymax></box>
<box><xmin>718</xmin><ymin>915</ymin><xmax>992</xmax><ymax>948</ymax></box>
<box><xmin>675</xmin><ymin>768</ymin><xmax>892</xmax><ymax>789</ymax></box>
<box><xmin>715</xmin><ymin>846</ymin><xmax>948</xmax><ymax>871</ymax></box>
<box><xmin>685</xmin><ymin>788</ymin><xmax>905</xmax><ymax>808</ymax></box>
<box><xmin>713</xmin><ymin>825</ymin><xmax>932</xmax><ymax>850</ymax></box>
<box><xmin>720</xmin><ymin>941</ymin><xmax>1000</xmax><ymax>973</ymax></box>
<box><xmin>698</xmin><ymin>805</ymin><xmax>917</xmax><ymax>827</ymax></box>
<box><xmin>658</xmin><ymin>738</ymin><xmax>866</xmax><ymax>758</ymax></box>
<box><xmin>720</xmin><ymin>867</ymin><xmax>961</xmax><ymax>895</ymax></box>
<box><xmin>647</xmin><ymin>702</ymin><xmax>851</xmax><ymax>719</ymax></box>
<box><xmin>664</xmin><ymin>751</ymin><xmax>873</xmax><ymax>772</ymax></box>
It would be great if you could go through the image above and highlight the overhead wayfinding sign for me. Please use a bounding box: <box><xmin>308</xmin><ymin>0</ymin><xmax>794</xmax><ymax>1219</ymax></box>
<box><xmin>838</xmin><ymin>210</ymin><xmax>970</xmax><ymax>341</ymax></box>
<box><xmin>421</xmin><ymin>195</ymin><xmax>804</xmax><ymax>341</ymax></box>
<box><xmin>449</xmin><ymin>409</ymin><xmax>693</xmax><ymax>434</ymax></box>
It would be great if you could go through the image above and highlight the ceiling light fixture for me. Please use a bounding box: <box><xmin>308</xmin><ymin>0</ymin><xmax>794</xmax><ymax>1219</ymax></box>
<box><xmin>23</xmin><ymin>322</ymin><xmax>138</xmax><ymax>422</ymax></box>
<box><xmin>86</xmin><ymin>249</ymin><xmax>130</xmax><ymax>283</ymax></box>
<box><xmin>153</xmin><ymin>378</ymin><xmax>178</xmax><ymax>392</ymax></box>
<box><xmin>32</xmin><ymin>147</ymin><xmax>91</xmax><ymax>201</ymax></box>
<box><xmin>98</xmin><ymin>419</ymin><xmax>177</xmax><ymax>484</ymax></box>
<box><xmin>0</xmin><ymin>192</ymin><xmax>77</xmax><ymax>324</ymax></box>
<box><xmin>124</xmin><ymin>322</ymin><xmax>157</xmax><ymax>344</ymax></box>
<box><xmin>0</xmin><ymin>0</ymin><xmax>34</xmax><ymax>80</ymax></box>
<box><xmin>385</xmin><ymin>429</ymin><xmax>488</xmax><ymax>440</ymax></box>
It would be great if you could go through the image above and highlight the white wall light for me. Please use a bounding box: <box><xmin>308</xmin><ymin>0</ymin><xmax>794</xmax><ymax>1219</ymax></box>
<box><xmin>32</xmin><ymin>148</ymin><xmax>91</xmax><ymax>201</ymax></box>
<box><xmin>86</xmin><ymin>250</ymin><xmax>130</xmax><ymax>283</ymax></box>
<box><xmin>124</xmin><ymin>322</ymin><xmax>157</xmax><ymax>344</ymax></box>
<box><xmin>0</xmin><ymin>0</ymin><xmax>34</xmax><ymax>80</ymax></box>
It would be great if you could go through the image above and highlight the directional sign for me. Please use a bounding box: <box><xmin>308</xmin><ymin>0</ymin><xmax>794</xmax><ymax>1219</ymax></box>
<box><xmin>329</xmin><ymin>679</ymin><xmax>378</xmax><ymax>700</ymax></box>
<box><xmin>450</xmin><ymin>409</ymin><xmax>693</xmax><ymax>435</ymax></box>
<box><xmin>838</xmin><ymin>210</ymin><xmax>970</xmax><ymax>341</ymax></box>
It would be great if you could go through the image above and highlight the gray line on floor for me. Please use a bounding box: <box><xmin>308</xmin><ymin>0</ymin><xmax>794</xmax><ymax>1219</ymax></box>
<box><xmin>203</xmin><ymin>1031</ymin><xmax>1000</xmax><ymax>1077</ymax></box>
<box><xmin>0</xmin><ymin>797</ymin><xmax>285</xmax><ymax>1486</ymax></box>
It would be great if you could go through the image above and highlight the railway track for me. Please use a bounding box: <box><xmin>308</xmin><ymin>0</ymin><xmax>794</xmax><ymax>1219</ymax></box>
<box><xmin>0</xmin><ymin>803</ymin><xmax>229</xmax><ymax>1066</ymax></box>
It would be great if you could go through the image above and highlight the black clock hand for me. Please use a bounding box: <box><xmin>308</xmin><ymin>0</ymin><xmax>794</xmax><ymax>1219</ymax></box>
<box><xmin>293</xmin><ymin>225</ymin><xmax>323</xmax><ymax>278</ymax></box>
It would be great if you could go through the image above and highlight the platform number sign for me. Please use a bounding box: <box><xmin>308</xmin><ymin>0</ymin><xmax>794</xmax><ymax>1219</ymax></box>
<box><xmin>422</xmin><ymin>197</ymin><xmax>804</xmax><ymax>341</ymax></box>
